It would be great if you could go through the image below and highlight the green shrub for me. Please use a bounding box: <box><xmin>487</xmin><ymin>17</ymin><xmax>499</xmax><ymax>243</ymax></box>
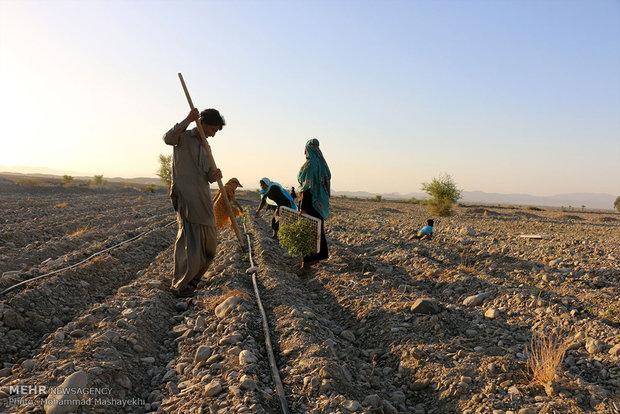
<box><xmin>614</xmin><ymin>196</ymin><xmax>620</xmax><ymax>213</ymax></box>
<box><xmin>157</xmin><ymin>153</ymin><xmax>172</xmax><ymax>189</ymax></box>
<box><xmin>92</xmin><ymin>175</ymin><xmax>107</xmax><ymax>186</ymax></box>
<box><xmin>62</xmin><ymin>175</ymin><xmax>74</xmax><ymax>185</ymax></box>
<box><xmin>279</xmin><ymin>219</ymin><xmax>315</xmax><ymax>258</ymax></box>
<box><xmin>144</xmin><ymin>184</ymin><xmax>157</xmax><ymax>193</ymax></box>
<box><xmin>421</xmin><ymin>173</ymin><xmax>462</xmax><ymax>217</ymax></box>
<box><xmin>426</xmin><ymin>198</ymin><xmax>455</xmax><ymax>216</ymax></box>
<box><xmin>375</xmin><ymin>195</ymin><xmax>382</xmax><ymax>202</ymax></box>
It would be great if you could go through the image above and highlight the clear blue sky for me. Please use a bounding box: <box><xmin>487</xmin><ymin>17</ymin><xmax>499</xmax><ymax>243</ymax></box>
<box><xmin>1</xmin><ymin>0</ymin><xmax>619</xmax><ymax>196</ymax></box>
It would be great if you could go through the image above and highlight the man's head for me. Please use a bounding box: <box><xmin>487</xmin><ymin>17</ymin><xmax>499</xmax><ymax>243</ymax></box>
<box><xmin>200</xmin><ymin>108</ymin><xmax>225</xmax><ymax>137</ymax></box>
<box><xmin>427</xmin><ymin>219</ymin><xmax>434</xmax><ymax>227</ymax></box>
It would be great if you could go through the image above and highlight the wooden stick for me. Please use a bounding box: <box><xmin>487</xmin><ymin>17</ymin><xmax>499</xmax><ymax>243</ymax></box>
<box><xmin>178</xmin><ymin>73</ymin><xmax>245</xmax><ymax>252</ymax></box>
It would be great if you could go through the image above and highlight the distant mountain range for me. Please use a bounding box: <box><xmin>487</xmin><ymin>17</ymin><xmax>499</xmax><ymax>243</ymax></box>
<box><xmin>0</xmin><ymin>170</ymin><xmax>158</xmax><ymax>186</ymax></box>
<box><xmin>0</xmin><ymin>165</ymin><xmax>158</xmax><ymax>185</ymax></box>
<box><xmin>333</xmin><ymin>190</ymin><xmax>617</xmax><ymax>210</ymax></box>
<box><xmin>1</xmin><ymin>165</ymin><xmax>616</xmax><ymax>210</ymax></box>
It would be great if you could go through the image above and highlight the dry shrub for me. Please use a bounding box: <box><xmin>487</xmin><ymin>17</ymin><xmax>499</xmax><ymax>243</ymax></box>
<box><xmin>90</xmin><ymin>255</ymin><xmax>110</xmax><ymax>266</ymax></box>
<box><xmin>527</xmin><ymin>330</ymin><xmax>569</xmax><ymax>386</ymax></box>
<box><xmin>54</xmin><ymin>202</ymin><xmax>67</xmax><ymax>208</ymax></box>
<box><xmin>70</xmin><ymin>226</ymin><xmax>90</xmax><ymax>237</ymax></box>
<box><xmin>384</xmin><ymin>301</ymin><xmax>414</xmax><ymax>312</ymax></box>
<box><xmin>458</xmin><ymin>253</ymin><xmax>480</xmax><ymax>275</ymax></box>
<box><xmin>206</xmin><ymin>289</ymin><xmax>252</xmax><ymax>311</ymax></box>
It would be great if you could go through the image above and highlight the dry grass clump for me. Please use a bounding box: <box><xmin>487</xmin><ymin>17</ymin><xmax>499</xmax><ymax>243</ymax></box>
<box><xmin>91</xmin><ymin>254</ymin><xmax>109</xmax><ymax>264</ymax></box>
<box><xmin>527</xmin><ymin>330</ymin><xmax>570</xmax><ymax>386</ymax></box>
<box><xmin>70</xmin><ymin>225</ymin><xmax>91</xmax><ymax>237</ymax></box>
<box><xmin>457</xmin><ymin>253</ymin><xmax>480</xmax><ymax>275</ymax></box>
<box><xmin>384</xmin><ymin>298</ymin><xmax>415</xmax><ymax>313</ymax></box>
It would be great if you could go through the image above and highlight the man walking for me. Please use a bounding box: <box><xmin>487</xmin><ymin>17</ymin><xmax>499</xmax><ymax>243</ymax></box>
<box><xmin>163</xmin><ymin>108</ymin><xmax>225</xmax><ymax>297</ymax></box>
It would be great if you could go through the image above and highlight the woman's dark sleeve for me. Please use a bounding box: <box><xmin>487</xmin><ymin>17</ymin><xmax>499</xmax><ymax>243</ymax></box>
<box><xmin>300</xmin><ymin>190</ymin><xmax>313</xmax><ymax>211</ymax></box>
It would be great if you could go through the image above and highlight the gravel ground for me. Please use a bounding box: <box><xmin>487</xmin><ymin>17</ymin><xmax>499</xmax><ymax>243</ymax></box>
<box><xmin>0</xmin><ymin>186</ymin><xmax>618</xmax><ymax>414</ymax></box>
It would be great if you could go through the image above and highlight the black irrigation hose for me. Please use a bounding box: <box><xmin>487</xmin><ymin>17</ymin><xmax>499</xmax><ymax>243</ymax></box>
<box><xmin>243</xmin><ymin>219</ymin><xmax>290</xmax><ymax>414</ymax></box>
<box><xmin>2</xmin><ymin>211</ymin><xmax>291</xmax><ymax>412</ymax></box>
<box><xmin>0</xmin><ymin>219</ymin><xmax>176</xmax><ymax>297</ymax></box>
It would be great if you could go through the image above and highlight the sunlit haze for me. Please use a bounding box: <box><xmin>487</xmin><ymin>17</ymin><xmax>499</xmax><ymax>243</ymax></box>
<box><xmin>1</xmin><ymin>0</ymin><xmax>619</xmax><ymax>196</ymax></box>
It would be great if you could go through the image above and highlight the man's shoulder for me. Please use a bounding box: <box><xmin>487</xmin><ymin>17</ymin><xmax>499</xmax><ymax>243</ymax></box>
<box><xmin>176</xmin><ymin>129</ymin><xmax>199</xmax><ymax>145</ymax></box>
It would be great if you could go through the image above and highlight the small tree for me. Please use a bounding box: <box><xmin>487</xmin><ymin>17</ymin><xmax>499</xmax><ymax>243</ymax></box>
<box><xmin>62</xmin><ymin>175</ymin><xmax>74</xmax><ymax>185</ymax></box>
<box><xmin>279</xmin><ymin>220</ymin><xmax>315</xmax><ymax>258</ymax></box>
<box><xmin>157</xmin><ymin>153</ymin><xmax>172</xmax><ymax>189</ymax></box>
<box><xmin>375</xmin><ymin>195</ymin><xmax>382</xmax><ymax>202</ymax></box>
<box><xmin>421</xmin><ymin>173</ymin><xmax>462</xmax><ymax>217</ymax></box>
<box><xmin>614</xmin><ymin>196</ymin><xmax>620</xmax><ymax>213</ymax></box>
<box><xmin>92</xmin><ymin>175</ymin><xmax>107</xmax><ymax>186</ymax></box>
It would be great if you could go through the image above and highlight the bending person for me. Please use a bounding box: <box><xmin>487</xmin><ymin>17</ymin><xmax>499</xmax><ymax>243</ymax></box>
<box><xmin>255</xmin><ymin>177</ymin><xmax>297</xmax><ymax>237</ymax></box>
<box><xmin>214</xmin><ymin>178</ymin><xmax>244</xmax><ymax>231</ymax></box>
<box><xmin>297</xmin><ymin>138</ymin><xmax>331</xmax><ymax>267</ymax></box>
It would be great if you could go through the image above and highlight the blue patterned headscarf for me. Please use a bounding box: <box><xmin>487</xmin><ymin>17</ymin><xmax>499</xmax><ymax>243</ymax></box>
<box><xmin>259</xmin><ymin>177</ymin><xmax>297</xmax><ymax>210</ymax></box>
<box><xmin>297</xmin><ymin>139</ymin><xmax>331</xmax><ymax>219</ymax></box>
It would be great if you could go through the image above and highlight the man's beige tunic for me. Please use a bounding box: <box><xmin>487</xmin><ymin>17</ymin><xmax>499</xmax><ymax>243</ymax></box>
<box><xmin>163</xmin><ymin>120</ymin><xmax>218</xmax><ymax>290</ymax></box>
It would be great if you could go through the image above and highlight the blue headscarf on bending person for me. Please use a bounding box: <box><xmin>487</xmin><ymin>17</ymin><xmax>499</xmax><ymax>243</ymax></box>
<box><xmin>297</xmin><ymin>138</ymin><xmax>331</xmax><ymax>219</ymax></box>
<box><xmin>259</xmin><ymin>177</ymin><xmax>297</xmax><ymax>210</ymax></box>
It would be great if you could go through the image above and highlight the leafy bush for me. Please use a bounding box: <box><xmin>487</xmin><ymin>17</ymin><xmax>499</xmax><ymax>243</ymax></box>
<box><xmin>62</xmin><ymin>175</ymin><xmax>74</xmax><ymax>185</ymax></box>
<box><xmin>374</xmin><ymin>195</ymin><xmax>382</xmax><ymax>202</ymax></box>
<box><xmin>421</xmin><ymin>173</ymin><xmax>462</xmax><ymax>217</ymax></box>
<box><xmin>426</xmin><ymin>198</ymin><xmax>455</xmax><ymax>216</ymax></box>
<box><xmin>278</xmin><ymin>219</ymin><xmax>315</xmax><ymax>258</ymax></box>
<box><xmin>144</xmin><ymin>184</ymin><xmax>157</xmax><ymax>193</ymax></box>
<box><xmin>86</xmin><ymin>174</ymin><xmax>108</xmax><ymax>187</ymax></box>
<box><xmin>157</xmin><ymin>153</ymin><xmax>172</xmax><ymax>189</ymax></box>
<box><xmin>614</xmin><ymin>196</ymin><xmax>620</xmax><ymax>213</ymax></box>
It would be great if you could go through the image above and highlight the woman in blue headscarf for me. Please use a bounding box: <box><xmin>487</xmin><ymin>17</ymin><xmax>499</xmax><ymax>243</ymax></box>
<box><xmin>297</xmin><ymin>138</ymin><xmax>331</xmax><ymax>267</ymax></box>
<box><xmin>255</xmin><ymin>177</ymin><xmax>297</xmax><ymax>237</ymax></box>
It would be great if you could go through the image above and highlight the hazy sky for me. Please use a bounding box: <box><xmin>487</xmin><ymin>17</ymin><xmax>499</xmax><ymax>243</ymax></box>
<box><xmin>1</xmin><ymin>0</ymin><xmax>619</xmax><ymax>196</ymax></box>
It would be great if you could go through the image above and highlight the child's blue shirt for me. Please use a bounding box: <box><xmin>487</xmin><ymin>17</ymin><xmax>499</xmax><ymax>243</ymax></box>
<box><xmin>420</xmin><ymin>225</ymin><xmax>433</xmax><ymax>235</ymax></box>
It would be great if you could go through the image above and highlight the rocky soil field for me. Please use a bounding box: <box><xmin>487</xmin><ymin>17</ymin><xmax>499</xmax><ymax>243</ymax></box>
<box><xmin>0</xmin><ymin>185</ymin><xmax>618</xmax><ymax>414</ymax></box>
